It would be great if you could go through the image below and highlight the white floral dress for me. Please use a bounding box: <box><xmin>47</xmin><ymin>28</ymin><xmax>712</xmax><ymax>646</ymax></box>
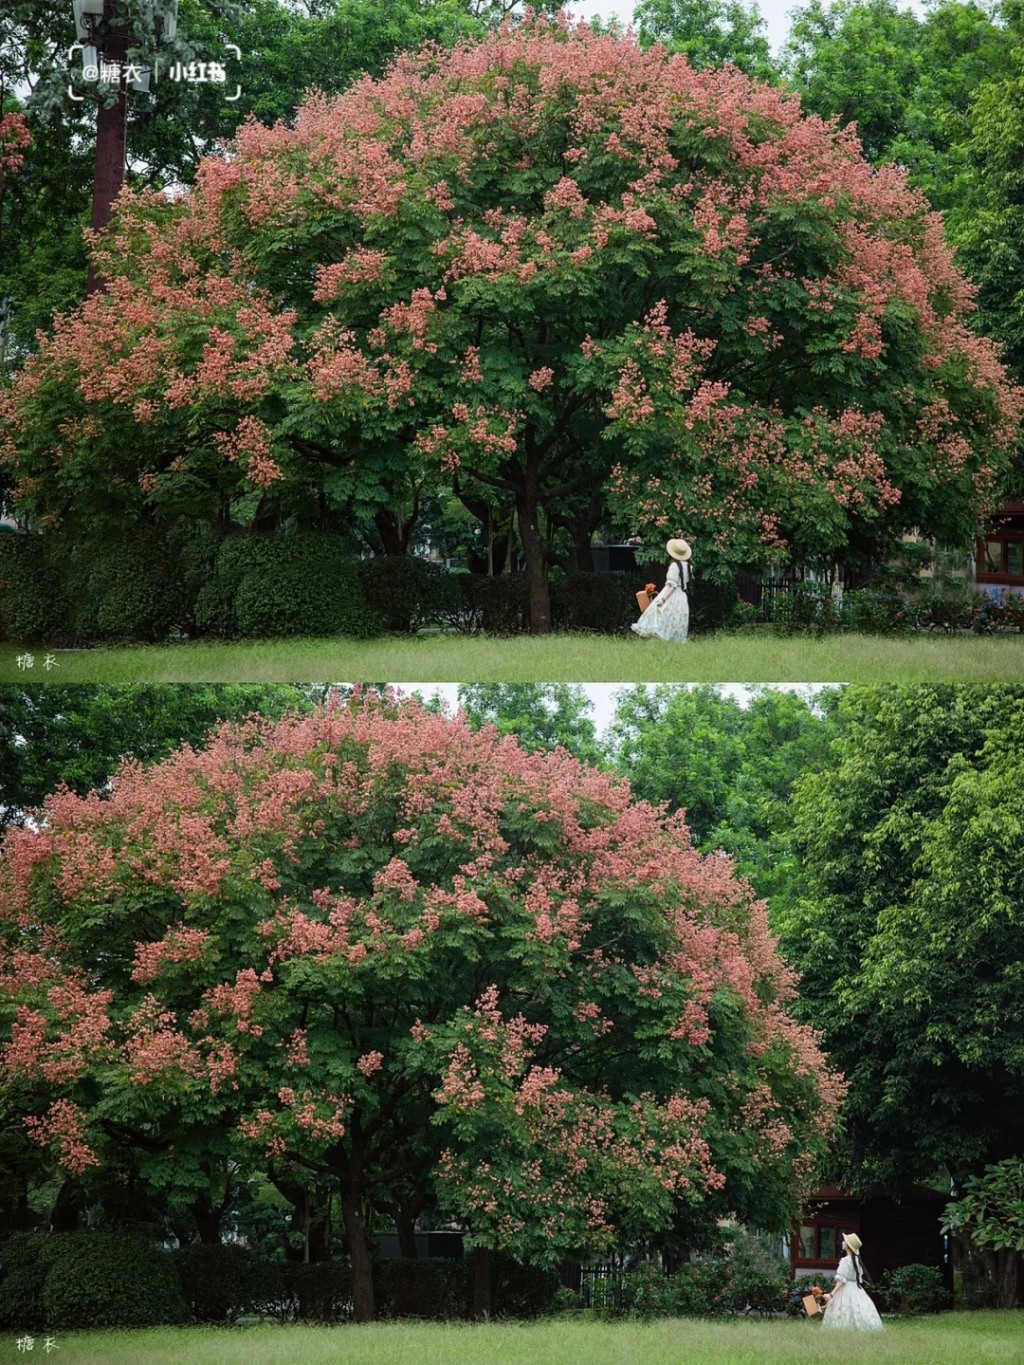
<box><xmin>821</xmin><ymin>1255</ymin><xmax>883</xmax><ymax>1331</ymax></box>
<box><xmin>631</xmin><ymin>559</ymin><xmax>689</xmax><ymax>641</ymax></box>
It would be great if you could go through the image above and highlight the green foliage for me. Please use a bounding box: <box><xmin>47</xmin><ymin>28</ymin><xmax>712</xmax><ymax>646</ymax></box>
<box><xmin>458</xmin><ymin>684</ymin><xmax>604</xmax><ymax>765</ymax></box>
<box><xmin>672</xmin><ymin>1260</ymin><xmax>735</xmax><ymax>1319</ymax></box>
<box><xmin>0</xmin><ymin>1232</ymin><xmax>189</xmax><ymax>1331</ymax></box>
<box><xmin>67</xmin><ymin>539</ymin><xmax>189</xmax><ymax>644</ymax></box>
<box><xmin>0</xmin><ymin>683</ymin><xmax>312</xmax><ymax>829</ymax></box>
<box><xmin>722</xmin><ymin>1228</ymin><xmax>792</xmax><ymax>1315</ymax></box>
<box><xmin>943</xmin><ymin>1159</ymin><xmax>1024</xmax><ymax>1255</ymax></box>
<box><xmin>0</xmin><ymin>535</ymin><xmax>65</xmax><ymax>643</ymax></box>
<box><xmin>606</xmin><ymin>684</ymin><xmax>832</xmax><ymax>909</ymax></box>
<box><xmin>586</xmin><ymin>1240</ymin><xmax>788</xmax><ymax>1322</ymax></box>
<box><xmin>550</xmin><ymin>573</ymin><xmax>638</xmax><ymax>635</ymax></box>
<box><xmin>358</xmin><ymin>556</ymin><xmax>466</xmax><ymax>634</ymax></box>
<box><xmin>0</xmin><ymin>1233</ymin><xmax>47</xmax><ymax>1332</ymax></box>
<box><xmin>772</xmin><ymin>582</ymin><xmax>840</xmax><ymax>636</ymax></box>
<box><xmin>374</xmin><ymin>1259</ymin><xmax>472</xmax><ymax>1322</ymax></box>
<box><xmin>634</xmin><ymin>0</ymin><xmax>779</xmax><ymax>80</ymax></box>
<box><xmin>490</xmin><ymin>1254</ymin><xmax>562</xmax><ymax>1319</ymax></box>
<box><xmin>194</xmin><ymin>534</ymin><xmax>385</xmax><ymax>639</ymax></box>
<box><xmin>460</xmin><ymin>574</ymin><xmax>529</xmax><ymax>636</ymax></box>
<box><xmin>914</xmin><ymin>581</ymin><xmax>986</xmax><ymax>634</ymax></box>
<box><xmin>173</xmin><ymin>1243</ymin><xmax>286</xmax><ymax>1323</ymax></box>
<box><xmin>778</xmin><ymin>685</ymin><xmax>1024</xmax><ymax>1192</ymax></box>
<box><xmin>880</xmin><ymin>1262</ymin><xmax>949</xmax><ymax>1315</ymax></box>
<box><xmin>284</xmin><ymin>1261</ymin><xmax>353</xmax><ymax>1323</ymax></box>
<box><xmin>688</xmin><ymin>576</ymin><xmax>740</xmax><ymax>634</ymax></box>
<box><xmin>838</xmin><ymin>587</ymin><xmax>915</xmax><ymax>635</ymax></box>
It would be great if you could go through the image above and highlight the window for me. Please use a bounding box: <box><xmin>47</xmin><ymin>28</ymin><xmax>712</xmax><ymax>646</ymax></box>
<box><xmin>793</xmin><ymin>1220</ymin><xmax>857</xmax><ymax>1264</ymax></box>
<box><xmin>978</xmin><ymin>535</ymin><xmax>1024</xmax><ymax>582</ymax></box>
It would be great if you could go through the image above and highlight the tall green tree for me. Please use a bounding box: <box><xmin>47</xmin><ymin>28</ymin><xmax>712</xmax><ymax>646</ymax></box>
<box><xmin>633</xmin><ymin>0</ymin><xmax>779</xmax><ymax>81</ymax></box>
<box><xmin>457</xmin><ymin>684</ymin><xmax>603</xmax><ymax>765</ymax></box>
<box><xmin>776</xmin><ymin>685</ymin><xmax>1024</xmax><ymax>1307</ymax></box>
<box><xmin>0</xmin><ymin>684</ymin><xmax>310</xmax><ymax>828</ymax></box>
<box><xmin>606</xmin><ymin>684</ymin><xmax>832</xmax><ymax>904</ymax></box>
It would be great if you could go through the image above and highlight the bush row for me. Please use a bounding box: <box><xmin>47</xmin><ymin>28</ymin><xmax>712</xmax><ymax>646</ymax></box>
<box><xmin>584</xmin><ymin>1258</ymin><xmax>792</xmax><ymax>1320</ymax></box>
<box><xmin>771</xmin><ymin>581</ymin><xmax>1024</xmax><ymax>636</ymax></box>
<box><xmin>0</xmin><ymin>527</ymin><xmax>748</xmax><ymax>644</ymax></box>
<box><xmin>0</xmin><ymin>1234</ymin><xmax>560</xmax><ymax>1331</ymax></box>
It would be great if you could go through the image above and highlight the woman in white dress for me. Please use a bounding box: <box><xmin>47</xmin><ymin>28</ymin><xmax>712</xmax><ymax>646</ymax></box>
<box><xmin>632</xmin><ymin>538</ymin><xmax>691</xmax><ymax>642</ymax></box>
<box><xmin>821</xmin><ymin>1234</ymin><xmax>883</xmax><ymax>1331</ymax></box>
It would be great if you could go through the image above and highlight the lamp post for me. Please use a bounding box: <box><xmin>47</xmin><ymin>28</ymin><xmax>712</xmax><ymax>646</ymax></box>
<box><xmin>72</xmin><ymin>0</ymin><xmax>178</xmax><ymax>292</ymax></box>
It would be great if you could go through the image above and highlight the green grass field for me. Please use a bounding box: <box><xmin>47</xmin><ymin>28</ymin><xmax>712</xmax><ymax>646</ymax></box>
<box><xmin>39</xmin><ymin>1313</ymin><xmax>1024</xmax><ymax>1365</ymax></box>
<box><xmin>4</xmin><ymin>630</ymin><xmax>1024</xmax><ymax>684</ymax></box>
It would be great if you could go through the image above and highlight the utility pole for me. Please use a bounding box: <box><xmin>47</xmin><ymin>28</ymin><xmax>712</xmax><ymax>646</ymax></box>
<box><xmin>87</xmin><ymin>1</ymin><xmax>129</xmax><ymax>291</ymax></box>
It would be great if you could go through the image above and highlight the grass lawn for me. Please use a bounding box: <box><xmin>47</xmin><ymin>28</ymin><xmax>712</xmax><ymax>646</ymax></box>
<box><xmin>43</xmin><ymin>1313</ymin><xmax>1024</xmax><ymax>1364</ymax></box>
<box><xmin>4</xmin><ymin>630</ymin><xmax>1024</xmax><ymax>684</ymax></box>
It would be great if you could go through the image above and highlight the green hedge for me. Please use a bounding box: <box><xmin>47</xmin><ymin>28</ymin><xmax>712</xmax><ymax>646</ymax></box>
<box><xmin>0</xmin><ymin>535</ymin><xmax>67</xmax><ymax>643</ymax></box>
<box><xmin>174</xmin><ymin>1243</ymin><xmax>286</xmax><ymax>1323</ymax></box>
<box><xmin>551</xmin><ymin>573</ymin><xmax>637</xmax><ymax>633</ymax></box>
<box><xmin>194</xmin><ymin>535</ymin><xmax>384</xmax><ymax>639</ymax></box>
<box><xmin>0</xmin><ymin>1232</ymin><xmax>189</xmax><ymax>1331</ymax></box>
<box><xmin>358</xmin><ymin>556</ymin><xmax>466</xmax><ymax>634</ymax></box>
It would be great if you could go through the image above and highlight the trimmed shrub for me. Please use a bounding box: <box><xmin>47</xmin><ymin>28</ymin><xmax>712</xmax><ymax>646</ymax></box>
<box><xmin>358</xmin><ymin>556</ymin><xmax>466</xmax><ymax>633</ymax></box>
<box><xmin>66</xmin><ymin>540</ymin><xmax>187</xmax><ymax>643</ymax></box>
<box><xmin>0</xmin><ymin>1232</ymin><xmax>189</xmax><ymax>1331</ymax></box>
<box><xmin>881</xmin><ymin>1262</ymin><xmax>949</xmax><ymax>1315</ymax></box>
<box><xmin>284</xmin><ymin>1260</ymin><xmax>353</xmax><ymax>1322</ymax></box>
<box><xmin>461</xmin><ymin>573</ymin><xmax>529</xmax><ymax>635</ymax></box>
<box><xmin>689</xmin><ymin>575</ymin><xmax>740</xmax><ymax>634</ymax></box>
<box><xmin>374</xmin><ymin>1259</ymin><xmax>472</xmax><ymax>1320</ymax></box>
<box><xmin>194</xmin><ymin>534</ymin><xmax>384</xmax><ymax>639</ymax></box>
<box><xmin>174</xmin><ymin>1242</ymin><xmax>285</xmax><ymax>1323</ymax></box>
<box><xmin>0</xmin><ymin>536</ymin><xmax>68</xmax><ymax>643</ymax></box>
<box><xmin>0</xmin><ymin>1233</ymin><xmax>48</xmax><ymax>1331</ymax></box>
<box><xmin>491</xmin><ymin>1252</ymin><xmax>561</xmax><ymax>1318</ymax></box>
<box><xmin>550</xmin><ymin>573</ymin><xmax>637</xmax><ymax>633</ymax></box>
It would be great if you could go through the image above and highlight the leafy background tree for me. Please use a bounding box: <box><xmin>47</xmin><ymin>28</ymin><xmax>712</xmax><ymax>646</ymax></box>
<box><xmin>0</xmin><ymin>684</ymin><xmax>313</xmax><ymax>829</ymax></box>
<box><xmin>776</xmin><ymin>684</ymin><xmax>1024</xmax><ymax>1305</ymax></box>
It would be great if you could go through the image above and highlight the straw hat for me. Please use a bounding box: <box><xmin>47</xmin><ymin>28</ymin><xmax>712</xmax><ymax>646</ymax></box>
<box><xmin>843</xmin><ymin>1234</ymin><xmax>862</xmax><ymax>1254</ymax></box>
<box><xmin>666</xmin><ymin>538</ymin><xmax>692</xmax><ymax>562</ymax></box>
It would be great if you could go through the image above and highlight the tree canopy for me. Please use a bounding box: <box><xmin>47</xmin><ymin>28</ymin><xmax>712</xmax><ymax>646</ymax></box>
<box><xmin>777</xmin><ymin>685</ymin><xmax>1024</xmax><ymax>1197</ymax></box>
<box><xmin>0</xmin><ymin>693</ymin><xmax>842</xmax><ymax>1320</ymax></box>
<box><xmin>3</xmin><ymin>18</ymin><xmax>1019</xmax><ymax>631</ymax></box>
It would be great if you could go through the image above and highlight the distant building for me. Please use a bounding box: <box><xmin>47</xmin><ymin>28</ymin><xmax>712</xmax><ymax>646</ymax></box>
<box><xmin>976</xmin><ymin>501</ymin><xmax>1024</xmax><ymax>598</ymax></box>
<box><xmin>791</xmin><ymin>1185</ymin><xmax>948</xmax><ymax>1286</ymax></box>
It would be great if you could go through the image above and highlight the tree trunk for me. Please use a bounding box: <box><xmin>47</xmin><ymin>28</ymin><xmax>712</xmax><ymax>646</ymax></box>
<box><xmin>472</xmin><ymin>1245</ymin><xmax>492</xmax><ymax>1320</ymax></box>
<box><xmin>189</xmin><ymin>1192</ymin><xmax>224</xmax><ymax>1245</ymax></box>
<box><xmin>374</xmin><ymin>506</ymin><xmax>411</xmax><ymax>557</ymax></box>
<box><xmin>86</xmin><ymin>2</ymin><xmax>128</xmax><ymax>294</ymax></box>
<box><xmin>340</xmin><ymin>1182</ymin><xmax>376</xmax><ymax>1322</ymax></box>
<box><xmin>395</xmin><ymin>1190</ymin><xmax>428</xmax><ymax>1260</ymax></box>
<box><xmin>516</xmin><ymin>492</ymin><xmax>551</xmax><ymax>634</ymax></box>
<box><xmin>49</xmin><ymin>1178</ymin><xmax>82</xmax><ymax>1232</ymax></box>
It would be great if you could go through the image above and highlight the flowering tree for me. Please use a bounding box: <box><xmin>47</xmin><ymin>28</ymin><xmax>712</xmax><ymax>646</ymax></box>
<box><xmin>0</xmin><ymin>112</ymin><xmax>29</xmax><ymax>189</ymax></box>
<box><xmin>2</xmin><ymin>20</ymin><xmax>1019</xmax><ymax>630</ymax></box>
<box><xmin>0</xmin><ymin>693</ymin><xmax>841</xmax><ymax>1319</ymax></box>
